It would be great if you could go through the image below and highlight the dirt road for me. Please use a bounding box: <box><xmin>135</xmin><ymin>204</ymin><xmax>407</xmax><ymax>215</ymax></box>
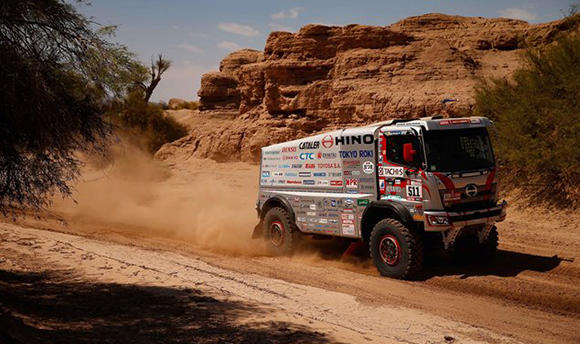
<box><xmin>1</xmin><ymin>153</ymin><xmax>579</xmax><ymax>343</ymax></box>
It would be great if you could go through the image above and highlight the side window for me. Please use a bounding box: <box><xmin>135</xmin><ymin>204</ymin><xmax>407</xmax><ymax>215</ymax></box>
<box><xmin>385</xmin><ymin>134</ymin><xmax>420</xmax><ymax>168</ymax></box>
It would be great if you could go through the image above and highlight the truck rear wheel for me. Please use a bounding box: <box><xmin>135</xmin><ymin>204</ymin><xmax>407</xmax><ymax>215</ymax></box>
<box><xmin>369</xmin><ymin>219</ymin><xmax>423</xmax><ymax>280</ymax></box>
<box><xmin>263</xmin><ymin>207</ymin><xmax>296</xmax><ymax>255</ymax></box>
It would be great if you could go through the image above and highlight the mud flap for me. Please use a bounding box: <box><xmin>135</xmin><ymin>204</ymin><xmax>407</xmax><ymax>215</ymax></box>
<box><xmin>251</xmin><ymin>221</ymin><xmax>263</xmax><ymax>239</ymax></box>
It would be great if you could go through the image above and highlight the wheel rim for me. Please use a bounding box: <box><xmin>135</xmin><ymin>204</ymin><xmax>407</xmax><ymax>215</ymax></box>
<box><xmin>269</xmin><ymin>221</ymin><xmax>284</xmax><ymax>247</ymax></box>
<box><xmin>379</xmin><ymin>234</ymin><xmax>401</xmax><ymax>266</ymax></box>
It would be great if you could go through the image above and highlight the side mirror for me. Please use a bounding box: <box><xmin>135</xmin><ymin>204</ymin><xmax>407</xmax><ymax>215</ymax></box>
<box><xmin>403</xmin><ymin>143</ymin><xmax>417</xmax><ymax>163</ymax></box>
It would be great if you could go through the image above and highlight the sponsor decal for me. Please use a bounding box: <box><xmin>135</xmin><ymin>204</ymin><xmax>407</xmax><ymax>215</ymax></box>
<box><xmin>317</xmin><ymin>152</ymin><xmax>337</xmax><ymax>159</ymax></box>
<box><xmin>264</xmin><ymin>150</ymin><xmax>280</xmax><ymax>155</ymax></box>
<box><xmin>344</xmin><ymin>171</ymin><xmax>352</xmax><ymax>176</ymax></box>
<box><xmin>385</xmin><ymin>130</ymin><xmax>403</xmax><ymax>136</ymax></box>
<box><xmin>330</xmin><ymin>199</ymin><xmax>337</xmax><ymax>207</ymax></box>
<box><xmin>291</xmin><ymin>164</ymin><xmax>302</xmax><ymax>168</ymax></box>
<box><xmin>329</xmin><ymin>219</ymin><xmax>339</xmax><ymax>224</ymax></box>
<box><xmin>379</xmin><ymin>166</ymin><xmax>404</xmax><ymax>177</ymax></box>
<box><xmin>328</xmin><ymin>172</ymin><xmax>342</xmax><ymax>177</ymax></box>
<box><xmin>359</xmin><ymin>177</ymin><xmax>374</xmax><ymax>183</ymax></box>
<box><xmin>321</xmin><ymin>135</ymin><xmax>334</xmax><ymax>148</ymax></box>
<box><xmin>261</xmin><ymin>171</ymin><xmax>270</xmax><ymax>177</ymax></box>
<box><xmin>283</xmin><ymin>155</ymin><xmax>298</xmax><ymax>160</ymax></box>
<box><xmin>281</xmin><ymin>146</ymin><xmax>297</xmax><ymax>153</ymax></box>
<box><xmin>346</xmin><ymin>178</ymin><xmax>359</xmax><ymax>189</ymax></box>
<box><xmin>319</xmin><ymin>218</ymin><xmax>328</xmax><ymax>224</ymax></box>
<box><xmin>386</xmin><ymin>186</ymin><xmax>402</xmax><ymax>193</ymax></box>
<box><xmin>299</xmin><ymin>141</ymin><xmax>320</xmax><ymax>150</ymax></box>
<box><xmin>309</xmin><ymin>204</ymin><xmax>317</xmax><ymax>210</ymax></box>
<box><xmin>362</xmin><ymin>161</ymin><xmax>375</xmax><ymax>174</ymax></box>
<box><xmin>360</xmin><ymin>184</ymin><xmax>375</xmax><ymax>191</ymax></box>
<box><xmin>406</xmin><ymin>184</ymin><xmax>422</xmax><ymax>198</ymax></box>
<box><xmin>278</xmin><ymin>164</ymin><xmax>291</xmax><ymax>168</ymax></box>
<box><xmin>299</xmin><ymin>153</ymin><xmax>315</xmax><ymax>160</ymax></box>
<box><xmin>343</xmin><ymin>160</ymin><xmax>360</xmax><ymax>167</ymax></box>
<box><xmin>286</xmin><ymin>180</ymin><xmax>302</xmax><ymax>184</ymax></box>
<box><xmin>346</xmin><ymin>190</ymin><xmax>358</xmax><ymax>194</ymax></box>
<box><xmin>303</xmin><ymin>180</ymin><xmax>315</xmax><ymax>185</ymax></box>
<box><xmin>313</xmin><ymin>172</ymin><xmax>327</xmax><ymax>177</ymax></box>
<box><xmin>339</xmin><ymin>150</ymin><xmax>374</xmax><ymax>159</ymax></box>
<box><xmin>263</xmin><ymin>156</ymin><xmax>281</xmax><ymax>161</ymax></box>
<box><xmin>344</xmin><ymin>199</ymin><xmax>354</xmax><ymax>207</ymax></box>
<box><xmin>317</xmin><ymin>162</ymin><xmax>341</xmax><ymax>169</ymax></box>
<box><xmin>285</xmin><ymin>172</ymin><xmax>297</xmax><ymax>177</ymax></box>
<box><xmin>298</xmin><ymin>171</ymin><xmax>312</xmax><ymax>177</ymax></box>
<box><xmin>379</xmin><ymin>179</ymin><xmax>385</xmax><ymax>190</ymax></box>
<box><xmin>273</xmin><ymin>171</ymin><xmax>284</xmax><ymax>177</ymax></box>
<box><xmin>316</xmin><ymin>180</ymin><xmax>330</xmax><ymax>186</ymax></box>
<box><xmin>335</xmin><ymin>134</ymin><xmax>375</xmax><ymax>145</ymax></box>
<box><xmin>304</xmin><ymin>163</ymin><xmax>316</xmax><ymax>168</ymax></box>
<box><xmin>342</xmin><ymin>224</ymin><xmax>355</xmax><ymax>235</ymax></box>
<box><xmin>330</xmin><ymin>180</ymin><xmax>343</xmax><ymax>186</ymax></box>
<box><xmin>357</xmin><ymin>199</ymin><xmax>370</xmax><ymax>206</ymax></box>
<box><xmin>306</xmin><ymin>211</ymin><xmax>316</xmax><ymax>216</ymax></box>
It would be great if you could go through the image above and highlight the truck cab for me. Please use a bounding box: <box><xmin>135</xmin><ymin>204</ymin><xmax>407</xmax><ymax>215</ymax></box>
<box><xmin>378</xmin><ymin>117</ymin><xmax>506</xmax><ymax>250</ymax></box>
<box><xmin>254</xmin><ymin>116</ymin><xmax>507</xmax><ymax>279</ymax></box>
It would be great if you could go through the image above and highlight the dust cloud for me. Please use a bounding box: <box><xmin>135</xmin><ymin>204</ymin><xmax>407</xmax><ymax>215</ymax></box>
<box><xmin>52</xmin><ymin>144</ymin><xmax>267</xmax><ymax>255</ymax></box>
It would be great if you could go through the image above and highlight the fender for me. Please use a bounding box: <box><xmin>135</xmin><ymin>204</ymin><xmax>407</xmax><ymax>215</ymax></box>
<box><xmin>360</xmin><ymin>200</ymin><xmax>414</xmax><ymax>241</ymax></box>
<box><xmin>252</xmin><ymin>195</ymin><xmax>296</xmax><ymax>239</ymax></box>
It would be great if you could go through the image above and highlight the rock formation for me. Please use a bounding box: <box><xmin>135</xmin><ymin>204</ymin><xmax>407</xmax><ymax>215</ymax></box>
<box><xmin>156</xmin><ymin>13</ymin><xmax>579</xmax><ymax>163</ymax></box>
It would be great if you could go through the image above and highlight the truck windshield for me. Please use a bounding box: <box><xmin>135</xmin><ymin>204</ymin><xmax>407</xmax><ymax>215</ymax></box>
<box><xmin>423</xmin><ymin>127</ymin><xmax>494</xmax><ymax>172</ymax></box>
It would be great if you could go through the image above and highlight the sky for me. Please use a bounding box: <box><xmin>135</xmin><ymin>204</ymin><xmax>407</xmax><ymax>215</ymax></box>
<box><xmin>73</xmin><ymin>0</ymin><xmax>573</xmax><ymax>102</ymax></box>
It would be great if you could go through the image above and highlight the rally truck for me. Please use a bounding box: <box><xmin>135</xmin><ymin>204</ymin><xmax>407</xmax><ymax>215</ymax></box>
<box><xmin>253</xmin><ymin>116</ymin><xmax>507</xmax><ymax>279</ymax></box>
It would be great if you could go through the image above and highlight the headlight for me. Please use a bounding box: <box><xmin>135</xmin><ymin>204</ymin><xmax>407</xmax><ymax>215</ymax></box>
<box><xmin>428</xmin><ymin>215</ymin><xmax>450</xmax><ymax>226</ymax></box>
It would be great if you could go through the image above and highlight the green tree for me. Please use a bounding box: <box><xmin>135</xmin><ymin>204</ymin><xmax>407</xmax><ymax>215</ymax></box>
<box><xmin>474</xmin><ymin>34</ymin><xmax>580</xmax><ymax>207</ymax></box>
<box><xmin>0</xmin><ymin>0</ymin><xmax>144</xmax><ymax>215</ymax></box>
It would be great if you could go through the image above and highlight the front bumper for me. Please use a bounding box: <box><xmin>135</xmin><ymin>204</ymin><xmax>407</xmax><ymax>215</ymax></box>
<box><xmin>423</xmin><ymin>200</ymin><xmax>507</xmax><ymax>232</ymax></box>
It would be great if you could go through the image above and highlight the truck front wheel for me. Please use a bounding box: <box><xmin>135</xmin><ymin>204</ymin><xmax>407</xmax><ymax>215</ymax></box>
<box><xmin>369</xmin><ymin>219</ymin><xmax>423</xmax><ymax>280</ymax></box>
<box><xmin>263</xmin><ymin>207</ymin><xmax>296</xmax><ymax>255</ymax></box>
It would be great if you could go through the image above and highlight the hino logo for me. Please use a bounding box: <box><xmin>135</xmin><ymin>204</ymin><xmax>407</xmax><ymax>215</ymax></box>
<box><xmin>335</xmin><ymin>134</ymin><xmax>375</xmax><ymax>145</ymax></box>
<box><xmin>465</xmin><ymin>184</ymin><xmax>478</xmax><ymax>197</ymax></box>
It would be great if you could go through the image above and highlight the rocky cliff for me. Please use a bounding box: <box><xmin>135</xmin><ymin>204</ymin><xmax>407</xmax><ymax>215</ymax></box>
<box><xmin>156</xmin><ymin>13</ymin><xmax>577</xmax><ymax>163</ymax></box>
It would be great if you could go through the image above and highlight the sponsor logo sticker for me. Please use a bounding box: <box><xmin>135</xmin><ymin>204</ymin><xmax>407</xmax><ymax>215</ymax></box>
<box><xmin>357</xmin><ymin>199</ymin><xmax>370</xmax><ymax>206</ymax></box>
<box><xmin>362</xmin><ymin>161</ymin><xmax>374</xmax><ymax>174</ymax></box>
<box><xmin>379</xmin><ymin>166</ymin><xmax>404</xmax><ymax>177</ymax></box>
<box><xmin>299</xmin><ymin>141</ymin><xmax>320</xmax><ymax>150</ymax></box>
<box><xmin>321</xmin><ymin>135</ymin><xmax>334</xmax><ymax>148</ymax></box>
<box><xmin>346</xmin><ymin>178</ymin><xmax>358</xmax><ymax>189</ymax></box>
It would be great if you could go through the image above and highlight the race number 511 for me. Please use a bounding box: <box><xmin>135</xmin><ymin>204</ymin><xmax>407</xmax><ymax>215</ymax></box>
<box><xmin>406</xmin><ymin>184</ymin><xmax>422</xmax><ymax>198</ymax></box>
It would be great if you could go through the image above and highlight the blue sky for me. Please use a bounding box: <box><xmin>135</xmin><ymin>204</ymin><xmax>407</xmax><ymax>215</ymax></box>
<box><xmin>73</xmin><ymin>0</ymin><xmax>573</xmax><ymax>102</ymax></box>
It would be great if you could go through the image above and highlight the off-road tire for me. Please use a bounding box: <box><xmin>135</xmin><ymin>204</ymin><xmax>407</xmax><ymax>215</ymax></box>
<box><xmin>480</xmin><ymin>225</ymin><xmax>499</xmax><ymax>260</ymax></box>
<box><xmin>263</xmin><ymin>207</ymin><xmax>297</xmax><ymax>255</ymax></box>
<box><xmin>450</xmin><ymin>225</ymin><xmax>499</xmax><ymax>263</ymax></box>
<box><xmin>369</xmin><ymin>218</ymin><xmax>423</xmax><ymax>280</ymax></box>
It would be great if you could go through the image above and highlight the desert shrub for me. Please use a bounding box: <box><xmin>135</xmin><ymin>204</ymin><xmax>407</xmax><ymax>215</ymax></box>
<box><xmin>474</xmin><ymin>34</ymin><xmax>580</xmax><ymax>207</ymax></box>
<box><xmin>175</xmin><ymin>101</ymin><xmax>199</xmax><ymax>110</ymax></box>
<box><xmin>0</xmin><ymin>0</ymin><xmax>147</xmax><ymax>215</ymax></box>
<box><xmin>110</xmin><ymin>91</ymin><xmax>188</xmax><ymax>153</ymax></box>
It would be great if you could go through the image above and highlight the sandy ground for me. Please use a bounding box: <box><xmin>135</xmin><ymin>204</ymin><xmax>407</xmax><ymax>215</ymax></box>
<box><xmin>1</xmin><ymin>149</ymin><xmax>579</xmax><ymax>343</ymax></box>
